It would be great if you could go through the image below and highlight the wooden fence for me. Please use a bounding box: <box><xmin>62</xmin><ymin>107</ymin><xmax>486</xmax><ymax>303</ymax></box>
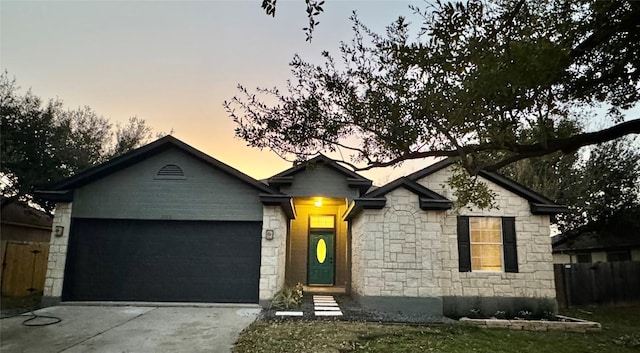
<box><xmin>554</xmin><ymin>261</ymin><xmax>640</xmax><ymax>308</ymax></box>
<box><xmin>0</xmin><ymin>241</ymin><xmax>50</xmax><ymax>297</ymax></box>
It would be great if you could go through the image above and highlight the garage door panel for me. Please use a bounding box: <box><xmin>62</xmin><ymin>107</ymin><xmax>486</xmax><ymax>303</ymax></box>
<box><xmin>62</xmin><ymin>218</ymin><xmax>261</xmax><ymax>303</ymax></box>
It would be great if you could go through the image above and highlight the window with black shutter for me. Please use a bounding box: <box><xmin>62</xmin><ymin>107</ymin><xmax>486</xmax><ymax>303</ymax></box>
<box><xmin>457</xmin><ymin>216</ymin><xmax>518</xmax><ymax>273</ymax></box>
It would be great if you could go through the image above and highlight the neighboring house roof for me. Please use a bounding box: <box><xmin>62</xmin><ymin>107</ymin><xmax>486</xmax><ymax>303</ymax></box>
<box><xmin>35</xmin><ymin>135</ymin><xmax>282</xmax><ymax>201</ymax></box>
<box><xmin>267</xmin><ymin>154</ymin><xmax>372</xmax><ymax>194</ymax></box>
<box><xmin>0</xmin><ymin>198</ymin><xmax>53</xmax><ymax>229</ymax></box>
<box><xmin>407</xmin><ymin>157</ymin><xmax>567</xmax><ymax>215</ymax></box>
<box><xmin>553</xmin><ymin>231</ymin><xmax>640</xmax><ymax>253</ymax></box>
<box><xmin>553</xmin><ymin>213</ymin><xmax>640</xmax><ymax>253</ymax></box>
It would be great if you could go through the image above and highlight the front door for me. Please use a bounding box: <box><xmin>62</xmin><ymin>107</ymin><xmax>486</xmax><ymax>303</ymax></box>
<box><xmin>308</xmin><ymin>231</ymin><xmax>334</xmax><ymax>285</ymax></box>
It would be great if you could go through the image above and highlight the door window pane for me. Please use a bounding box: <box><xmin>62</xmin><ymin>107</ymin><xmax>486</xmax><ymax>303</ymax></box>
<box><xmin>310</xmin><ymin>215</ymin><xmax>334</xmax><ymax>229</ymax></box>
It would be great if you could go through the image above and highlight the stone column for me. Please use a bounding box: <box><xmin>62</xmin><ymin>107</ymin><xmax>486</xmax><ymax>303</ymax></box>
<box><xmin>41</xmin><ymin>202</ymin><xmax>72</xmax><ymax>307</ymax></box>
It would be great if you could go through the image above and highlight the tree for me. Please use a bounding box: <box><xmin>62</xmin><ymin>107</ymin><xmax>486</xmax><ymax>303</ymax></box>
<box><xmin>261</xmin><ymin>0</ymin><xmax>325</xmax><ymax>42</ymax></box>
<box><xmin>0</xmin><ymin>72</ymin><xmax>156</xmax><ymax>213</ymax></box>
<box><xmin>231</xmin><ymin>0</ymin><xmax>640</xmax><ymax>177</ymax></box>
<box><xmin>501</xmin><ymin>136</ymin><xmax>640</xmax><ymax>232</ymax></box>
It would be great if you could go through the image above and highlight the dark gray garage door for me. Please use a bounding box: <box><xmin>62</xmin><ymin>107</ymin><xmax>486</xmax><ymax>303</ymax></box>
<box><xmin>62</xmin><ymin>218</ymin><xmax>261</xmax><ymax>303</ymax></box>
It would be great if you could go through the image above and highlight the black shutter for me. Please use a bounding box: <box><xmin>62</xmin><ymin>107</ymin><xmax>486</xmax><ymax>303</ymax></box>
<box><xmin>502</xmin><ymin>217</ymin><xmax>518</xmax><ymax>273</ymax></box>
<box><xmin>457</xmin><ymin>216</ymin><xmax>471</xmax><ymax>272</ymax></box>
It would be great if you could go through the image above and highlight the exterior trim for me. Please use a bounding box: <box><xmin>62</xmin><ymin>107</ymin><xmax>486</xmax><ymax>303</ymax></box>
<box><xmin>364</xmin><ymin>177</ymin><xmax>449</xmax><ymax>201</ymax></box>
<box><xmin>419</xmin><ymin>198</ymin><xmax>453</xmax><ymax>210</ymax></box>
<box><xmin>406</xmin><ymin>157</ymin><xmax>567</xmax><ymax>215</ymax></box>
<box><xmin>35</xmin><ymin>135</ymin><xmax>279</xmax><ymax>197</ymax></box>
<box><xmin>268</xmin><ymin>154</ymin><xmax>372</xmax><ymax>194</ymax></box>
<box><xmin>530</xmin><ymin>203</ymin><xmax>570</xmax><ymax>215</ymax></box>
<box><xmin>343</xmin><ymin>198</ymin><xmax>386</xmax><ymax>221</ymax></box>
<box><xmin>33</xmin><ymin>190</ymin><xmax>74</xmax><ymax>202</ymax></box>
<box><xmin>259</xmin><ymin>194</ymin><xmax>296</xmax><ymax>219</ymax></box>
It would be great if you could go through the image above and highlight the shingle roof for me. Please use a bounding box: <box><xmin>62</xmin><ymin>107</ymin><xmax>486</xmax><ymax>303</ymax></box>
<box><xmin>35</xmin><ymin>135</ymin><xmax>279</xmax><ymax>199</ymax></box>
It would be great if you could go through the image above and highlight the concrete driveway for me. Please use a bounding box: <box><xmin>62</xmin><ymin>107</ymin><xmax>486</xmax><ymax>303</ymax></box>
<box><xmin>1</xmin><ymin>305</ymin><xmax>261</xmax><ymax>353</ymax></box>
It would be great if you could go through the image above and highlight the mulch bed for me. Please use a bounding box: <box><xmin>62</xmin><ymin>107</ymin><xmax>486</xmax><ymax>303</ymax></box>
<box><xmin>261</xmin><ymin>294</ymin><xmax>455</xmax><ymax>324</ymax></box>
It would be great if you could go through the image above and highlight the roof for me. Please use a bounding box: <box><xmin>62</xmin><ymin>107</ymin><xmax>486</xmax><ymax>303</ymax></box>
<box><xmin>407</xmin><ymin>157</ymin><xmax>567</xmax><ymax>215</ymax></box>
<box><xmin>553</xmin><ymin>231</ymin><xmax>640</xmax><ymax>253</ymax></box>
<box><xmin>0</xmin><ymin>198</ymin><xmax>52</xmax><ymax>228</ymax></box>
<box><xmin>343</xmin><ymin>177</ymin><xmax>453</xmax><ymax>221</ymax></box>
<box><xmin>553</xmin><ymin>209</ymin><xmax>640</xmax><ymax>252</ymax></box>
<box><xmin>267</xmin><ymin>154</ymin><xmax>372</xmax><ymax>194</ymax></box>
<box><xmin>35</xmin><ymin>135</ymin><xmax>279</xmax><ymax>200</ymax></box>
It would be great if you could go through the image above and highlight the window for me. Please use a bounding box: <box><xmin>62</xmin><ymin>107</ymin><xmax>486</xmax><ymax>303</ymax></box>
<box><xmin>575</xmin><ymin>253</ymin><xmax>592</xmax><ymax>263</ymax></box>
<box><xmin>457</xmin><ymin>216</ymin><xmax>518</xmax><ymax>273</ymax></box>
<box><xmin>469</xmin><ymin>217</ymin><xmax>503</xmax><ymax>271</ymax></box>
<box><xmin>309</xmin><ymin>215</ymin><xmax>334</xmax><ymax>229</ymax></box>
<box><xmin>606</xmin><ymin>250</ymin><xmax>631</xmax><ymax>262</ymax></box>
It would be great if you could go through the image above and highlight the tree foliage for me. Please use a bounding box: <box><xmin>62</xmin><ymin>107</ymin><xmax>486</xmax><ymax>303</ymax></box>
<box><xmin>0</xmin><ymin>72</ymin><xmax>156</xmax><ymax>213</ymax></box>
<box><xmin>502</xmin><ymin>136</ymin><xmax>640</xmax><ymax>232</ymax></box>
<box><xmin>261</xmin><ymin>0</ymin><xmax>325</xmax><ymax>42</ymax></box>
<box><xmin>233</xmin><ymin>0</ymin><xmax>640</xmax><ymax>176</ymax></box>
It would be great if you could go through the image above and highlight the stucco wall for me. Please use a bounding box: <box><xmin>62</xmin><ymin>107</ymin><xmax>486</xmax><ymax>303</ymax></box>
<box><xmin>259</xmin><ymin>206</ymin><xmax>288</xmax><ymax>304</ymax></box>
<box><xmin>42</xmin><ymin>202</ymin><xmax>72</xmax><ymax>306</ymax></box>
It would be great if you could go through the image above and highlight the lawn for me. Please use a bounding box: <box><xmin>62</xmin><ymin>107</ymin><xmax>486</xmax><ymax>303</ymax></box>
<box><xmin>233</xmin><ymin>305</ymin><xmax>640</xmax><ymax>353</ymax></box>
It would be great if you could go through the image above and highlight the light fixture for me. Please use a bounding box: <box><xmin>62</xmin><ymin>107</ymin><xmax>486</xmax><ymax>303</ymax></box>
<box><xmin>314</xmin><ymin>197</ymin><xmax>323</xmax><ymax>207</ymax></box>
<box><xmin>265</xmin><ymin>229</ymin><xmax>274</xmax><ymax>240</ymax></box>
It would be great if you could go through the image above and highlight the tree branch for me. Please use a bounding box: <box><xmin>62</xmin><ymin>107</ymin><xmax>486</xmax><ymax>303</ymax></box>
<box><xmin>352</xmin><ymin>119</ymin><xmax>640</xmax><ymax>172</ymax></box>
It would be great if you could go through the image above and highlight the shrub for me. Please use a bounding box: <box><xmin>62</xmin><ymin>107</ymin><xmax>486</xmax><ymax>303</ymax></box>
<box><xmin>270</xmin><ymin>282</ymin><xmax>304</xmax><ymax>310</ymax></box>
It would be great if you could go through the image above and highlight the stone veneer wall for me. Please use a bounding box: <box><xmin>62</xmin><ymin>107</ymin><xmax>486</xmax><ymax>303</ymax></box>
<box><xmin>259</xmin><ymin>205</ymin><xmax>288</xmax><ymax>306</ymax></box>
<box><xmin>352</xmin><ymin>188</ymin><xmax>445</xmax><ymax>298</ymax></box>
<box><xmin>417</xmin><ymin>166</ymin><xmax>556</xmax><ymax>303</ymax></box>
<box><xmin>42</xmin><ymin>202</ymin><xmax>73</xmax><ymax>306</ymax></box>
<box><xmin>351</xmin><ymin>165</ymin><xmax>556</xmax><ymax>316</ymax></box>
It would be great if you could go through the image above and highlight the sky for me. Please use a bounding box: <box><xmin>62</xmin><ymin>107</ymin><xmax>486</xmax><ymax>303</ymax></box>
<box><xmin>2</xmin><ymin>1</ymin><xmax>638</xmax><ymax>186</ymax></box>
<box><xmin>1</xmin><ymin>0</ymin><xmax>432</xmax><ymax>184</ymax></box>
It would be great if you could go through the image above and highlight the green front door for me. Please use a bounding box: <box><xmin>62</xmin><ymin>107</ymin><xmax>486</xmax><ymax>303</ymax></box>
<box><xmin>308</xmin><ymin>231</ymin><xmax>334</xmax><ymax>285</ymax></box>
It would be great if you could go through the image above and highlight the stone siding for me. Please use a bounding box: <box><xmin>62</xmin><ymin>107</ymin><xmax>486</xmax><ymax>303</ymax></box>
<box><xmin>259</xmin><ymin>206</ymin><xmax>288</xmax><ymax>304</ymax></box>
<box><xmin>417</xmin><ymin>166</ymin><xmax>556</xmax><ymax>300</ymax></box>
<box><xmin>351</xmin><ymin>165</ymin><xmax>556</xmax><ymax>311</ymax></box>
<box><xmin>42</xmin><ymin>202</ymin><xmax>72</xmax><ymax>303</ymax></box>
<box><xmin>351</xmin><ymin>188</ymin><xmax>445</xmax><ymax>298</ymax></box>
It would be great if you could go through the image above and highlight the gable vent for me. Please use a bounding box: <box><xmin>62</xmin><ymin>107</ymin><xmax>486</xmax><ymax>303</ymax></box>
<box><xmin>156</xmin><ymin>164</ymin><xmax>186</xmax><ymax>179</ymax></box>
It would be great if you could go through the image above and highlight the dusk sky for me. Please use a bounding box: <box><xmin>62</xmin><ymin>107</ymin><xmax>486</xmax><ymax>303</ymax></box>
<box><xmin>2</xmin><ymin>0</ymin><xmax>431</xmax><ymax>184</ymax></box>
<box><xmin>2</xmin><ymin>1</ymin><xmax>637</xmax><ymax>184</ymax></box>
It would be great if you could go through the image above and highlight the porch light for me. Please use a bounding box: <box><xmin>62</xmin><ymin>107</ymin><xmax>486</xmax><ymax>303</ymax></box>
<box><xmin>314</xmin><ymin>198</ymin><xmax>323</xmax><ymax>207</ymax></box>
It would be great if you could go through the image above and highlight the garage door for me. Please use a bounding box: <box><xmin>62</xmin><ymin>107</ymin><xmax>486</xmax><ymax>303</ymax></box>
<box><xmin>61</xmin><ymin>218</ymin><xmax>261</xmax><ymax>303</ymax></box>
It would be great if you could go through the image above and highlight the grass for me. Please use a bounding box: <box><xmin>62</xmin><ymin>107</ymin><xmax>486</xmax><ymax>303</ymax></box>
<box><xmin>233</xmin><ymin>305</ymin><xmax>640</xmax><ymax>353</ymax></box>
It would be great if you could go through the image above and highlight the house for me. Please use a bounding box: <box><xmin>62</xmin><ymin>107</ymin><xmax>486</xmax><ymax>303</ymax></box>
<box><xmin>552</xmin><ymin>224</ymin><xmax>640</xmax><ymax>264</ymax></box>
<box><xmin>36</xmin><ymin>136</ymin><xmax>565</xmax><ymax>317</ymax></box>
<box><xmin>1</xmin><ymin>198</ymin><xmax>53</xmax><ymax>243</ymax></box>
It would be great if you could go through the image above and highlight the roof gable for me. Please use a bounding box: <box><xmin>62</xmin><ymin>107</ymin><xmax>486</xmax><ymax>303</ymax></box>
<box><xmin>408</xmin><ymin>157</ymin><xmax>567</xmax><ymax>215</ymax></box>
<box><xmin>268</xmin><ymin>154</ymin><xmax>372</xmax><ymax>194</ymax></box>
<box><xmin>344</xmin><ymin>177</ymin><xmax>452</xmax><ymax>221</ymax></box>
<box><xmin>36</xmin><ymin>135</ymin><xmax>278</xmax><ymax>197</ymax></box>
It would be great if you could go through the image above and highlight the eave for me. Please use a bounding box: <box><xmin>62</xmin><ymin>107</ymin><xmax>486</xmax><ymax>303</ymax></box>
<box><xmin>419</xmin><ymin>198</ymin><xmax>453</xmax><ymax>210</ymax></box>
<box><xmin>33</xmin><ymin>190</ymin><xmax>74</xmax><ymax>202</ymax></box>
<box><xmin>530</xmin><ymin>203</ymin><xmax>569</xmax><ymax>215</ymax></box>
<box><xmin>260</xmin><ymin>194</ymin><xmax>296</xmax><ymax>219</ymax></box>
